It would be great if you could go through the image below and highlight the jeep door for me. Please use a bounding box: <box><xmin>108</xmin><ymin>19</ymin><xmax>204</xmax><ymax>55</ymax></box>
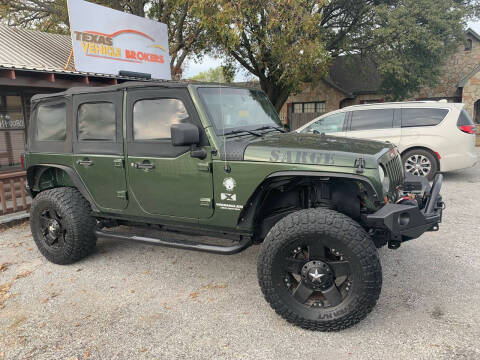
<box><xmin>125</xmin><ymin>88</ymin><xmax>213</xmax><ymax>219</ymax></box>
<box><xmin>73</xmin><ymin>92</ymin><xmax>128</xmax><ymax>211</ymax></box>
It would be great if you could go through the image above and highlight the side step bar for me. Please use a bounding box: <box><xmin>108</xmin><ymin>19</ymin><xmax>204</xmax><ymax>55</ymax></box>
<box><xmin>94</xmin><ymin>230</ymin><xmax>252</xmax><ymax>255</ymax></box>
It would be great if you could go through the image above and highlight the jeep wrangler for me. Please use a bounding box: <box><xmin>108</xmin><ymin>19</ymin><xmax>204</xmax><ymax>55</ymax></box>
<box><xmin>24</xmin><ymin>82</ymin><xmax>444</xmax><ymax>331</ymax></box>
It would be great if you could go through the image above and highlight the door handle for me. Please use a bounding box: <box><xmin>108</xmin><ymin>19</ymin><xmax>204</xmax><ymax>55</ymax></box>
<box><xmin>131</xmin><ymin>162</ymin><xmax>155</xmax><ymax>170</ymax></box>
<box><xmin>77</xmin><ymin>159</ymin><xmax>93</xmax><ymax>166</ymax></box>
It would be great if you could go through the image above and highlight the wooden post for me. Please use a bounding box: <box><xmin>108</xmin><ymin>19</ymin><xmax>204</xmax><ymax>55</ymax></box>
<box><xmin>0</xmin><ymin>180</ymin><xmax>6</xmax><ymax>215</ymax></box>
<box><xmin>65</xmin><ymin>49</ymin><xmax>74</xmax><ymax>70</ymax></box>
<box><xmin>9</xmin><ymin>178</ymin><xmax>17</xmax><ymax>213</ymax></box>
<box><xmin>20</xmin><ymin>177</ymin><xmax>27</xmax><ymax>210</ymax></box>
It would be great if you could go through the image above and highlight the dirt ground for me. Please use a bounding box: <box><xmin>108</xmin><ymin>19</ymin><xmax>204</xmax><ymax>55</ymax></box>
<box><xmin>1</xmin><ymin>152</ymin><xmax>480</xmax><ymax>360</ymax></box>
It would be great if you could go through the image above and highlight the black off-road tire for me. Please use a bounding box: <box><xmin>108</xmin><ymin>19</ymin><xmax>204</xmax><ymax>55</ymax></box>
<box><xmin>30</xmin><ymin>187</ymin><xmax>97</xmax><ymax>265</ymax></box>
<box><xmin>401</xmin><ymin>148</ymin><xmax>438</xmax><ymax>181</ymax></box>
<box><xmin>257</xmin><ymin>208</ymin><xmax>382</xmax><ymax>331</ymax></box>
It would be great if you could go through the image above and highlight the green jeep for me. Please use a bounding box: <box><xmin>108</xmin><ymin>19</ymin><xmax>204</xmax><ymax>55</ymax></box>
<box><xmin>24</xmin><ymin>82</ymin><xmax>444</xmax><ymax>331</ymax></box>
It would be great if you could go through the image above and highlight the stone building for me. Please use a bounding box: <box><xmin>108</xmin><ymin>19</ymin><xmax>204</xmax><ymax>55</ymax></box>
<box><xmin>281</xmin><ymin>28</ymin><xmax>480</xmax><ymax>129</ymax></box>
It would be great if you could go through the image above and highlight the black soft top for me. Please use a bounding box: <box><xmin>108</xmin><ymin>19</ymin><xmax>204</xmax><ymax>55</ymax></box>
<box><xmin>31</xmin><ymin>81</ymin><xmax>256</xmax><ymax>102</ymax></box>
<box><xmin>30</xmin><ymin>81</ymin><xmax>190</xmax><ymax>102</ymax></box>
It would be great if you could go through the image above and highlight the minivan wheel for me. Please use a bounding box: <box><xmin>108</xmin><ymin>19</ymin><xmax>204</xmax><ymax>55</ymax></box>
<box><xmin>30</xmin><ymin>187</ymin><xmax>97</xmax><ymax>265</ymax></box>
<box><xmin>402</xmin><ymin>149</ymin><xmax>438</xmax><ymax>181</ymax></box>
<box><xmin>257</xmin><ymin>208</ymin><xmax>382</xmax><ymax>331</ymax></box>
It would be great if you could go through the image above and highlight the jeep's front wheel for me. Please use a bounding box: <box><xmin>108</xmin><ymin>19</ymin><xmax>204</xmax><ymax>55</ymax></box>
<box><xmin>30</xmin><ymin>187</ymin><xmax>97</xmax><ymax>265</ymax></box>
<box><xmin>257</xmin><ymin>208</ymin><xmax>382</xmax><ymax>331</ymax></box>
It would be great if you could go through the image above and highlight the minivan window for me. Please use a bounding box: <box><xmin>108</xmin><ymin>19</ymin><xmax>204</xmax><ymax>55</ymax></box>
<box><xmin>37</xmin><ymin>102</ymin><xmax>66</xmax><ymax>141</ymax></box>
<box><xmin>457</xmin><ymin>109</ymin><xmax>474</xmax><ymax>126</ymax></box>
<box><xmin>402</xmin><ymin>108</ymin><xmax>448</xmax><ymax>127</ymax></box>
<box><xmin>302</xmin><ymin>113</ymin><xmax>346</xmax><ymax>133</ymax></box>
<box><xmin>133</xmin><ymin>98</ymin><xmax>189</xmax><ymax>140</ymax></box>
<box><xmin>78</xmin><ymin>102</ymin><xmax>116</xmax><ymax>141</ymax></box>
<box><xmin>350</xmin><ymin>109</ymin><xmax>394</xmax><ymax>131</ymax></box>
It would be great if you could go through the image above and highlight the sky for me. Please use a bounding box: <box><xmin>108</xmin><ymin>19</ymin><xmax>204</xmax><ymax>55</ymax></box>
<box><xmin>468</xmin><ymin>21</ymin><xmax>480</xmax><ymax>34</ymax></box>
<box><xmin>182</xmin><ymin>56</ymin><xmax>253</xmax><ymax>82</ymax></box>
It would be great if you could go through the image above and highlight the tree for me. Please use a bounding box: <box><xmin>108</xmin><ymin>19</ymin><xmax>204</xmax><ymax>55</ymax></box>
<box><xmin>195</xmin><ymin>0</ymin><xmax>470</xmax><ymax>110</ymax></box>
<box><xmin>0</xmin><ymin>0</ymin><xmax>211</xmax><ymax>78</ymax></box>
<box><xmin>194</xmin><ymin>0</ymin><xmax>330</xmax><ymax>111</ymax></box>
<box><xmin>190</xmin><ymin>65</ymin><xmax>235</xmax><ymax>83</ymax></box>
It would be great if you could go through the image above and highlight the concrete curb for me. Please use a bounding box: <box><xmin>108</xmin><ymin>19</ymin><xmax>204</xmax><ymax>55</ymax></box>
<box><xmin>0</xmin><ymin>211</ymin><xmax>30</xmax><ymax>230</ymax></box>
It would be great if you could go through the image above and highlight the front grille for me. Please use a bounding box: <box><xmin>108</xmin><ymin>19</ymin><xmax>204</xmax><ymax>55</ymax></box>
<box><xmin>384</xmin><ymin>154</ymin><xmax>404</xmax><ymax>191</ymax></box>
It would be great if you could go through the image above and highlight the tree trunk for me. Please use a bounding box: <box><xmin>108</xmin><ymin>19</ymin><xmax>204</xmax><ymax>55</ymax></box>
<box><xmin>259</xmin><ymin>78</ymin><xmax>291</xmax><ymax>113</ymax></box>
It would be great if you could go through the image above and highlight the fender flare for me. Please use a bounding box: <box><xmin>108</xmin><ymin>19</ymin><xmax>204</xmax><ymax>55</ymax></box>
<box><xmin>27</xmin><ymin>164</ymin><xmax>99</xmax><ymax>212</ymax></box>
<box><xmin>237</xmin><ymin>170</ymin><xmax>380</xmax><ymax>232</ymax></box>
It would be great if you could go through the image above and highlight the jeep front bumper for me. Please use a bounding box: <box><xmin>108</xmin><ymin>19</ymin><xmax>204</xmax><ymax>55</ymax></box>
<box><xmin>365</xmin><ymin>173</ymin><xmax>444</xmax><ymax>247</ymax></box>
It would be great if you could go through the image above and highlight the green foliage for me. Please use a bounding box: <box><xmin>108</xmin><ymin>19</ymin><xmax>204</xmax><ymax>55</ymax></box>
<box><xmin>190</xmin><ymin>66</ymin><xmax>235</xmax><ymax>83</ymax></box>
<box><xmin>368</xmin><ymin>0</ymin><xmax>467</xmax><ymax>99</ymax></box>
<box><xmin>195</xmin><ymin>0</ymin><xmax>471</xmax><ymax>109</ymax></box>
<box><xmin>193</xmin><ymin>0</ymin><xmax>331</xmax><ymax>111</ymax></box>
<box><xmin>0</xmin><ymin>0</ymin><xmax>474</xmax><ymax>107</ymax></box>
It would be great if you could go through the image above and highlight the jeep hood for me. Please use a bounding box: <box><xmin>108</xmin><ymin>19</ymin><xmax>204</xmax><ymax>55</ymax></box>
<box><xmin>240</xmin><ymin>133</ymin><xmax>393</xmax><ymax>168</ymax></box>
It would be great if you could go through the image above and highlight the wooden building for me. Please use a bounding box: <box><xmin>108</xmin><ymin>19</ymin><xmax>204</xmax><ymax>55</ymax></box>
<box><xmin>0</xmin><ymin>24</ymin><xmax>137</xmax><ymax>215</ymax></box>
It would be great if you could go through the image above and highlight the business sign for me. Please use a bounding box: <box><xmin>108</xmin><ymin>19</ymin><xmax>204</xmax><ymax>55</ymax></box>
<box><xmin>67</xmin><ymin>0</ymin><xmax>171</xmax><ymax>79</ymax></box>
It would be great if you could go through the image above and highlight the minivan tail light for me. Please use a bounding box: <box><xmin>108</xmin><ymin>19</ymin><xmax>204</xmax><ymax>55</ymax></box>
<box><xmin>458</xmin><ymin>124</ymin><xmax>476</xmax><ymax>134</ymax></box>
<box><xmin>20</xmin><ymin>153</ymin><xmax>25</xmax><ymax>169</ymax></box>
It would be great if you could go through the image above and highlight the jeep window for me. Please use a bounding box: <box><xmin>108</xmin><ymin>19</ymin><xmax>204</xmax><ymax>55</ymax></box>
<box><xmin>36</xmin><ymin>102</ymin><xmax>66</xmax><ymax>141</ymax></box>
<box><xmin>350</xmin><ymin>109</ymin><xmax>394</xmax><ymax>131</ymax></box>
<box><xmin>302</xmin><ymin>113</ymin><xmax>346</xmax><ymax>133</ymax></box>
<box><xmin>402</xmin><ymin>108</ymin><xmax>449</xmax><ymax>127</ymax></box>
<box><xmin>197</xmin><ymin>87</ymin><xmax>282</xmax><ymax>135</ymax></box>
<box><xmin>78</xmin><ymin>102</ymin><xmax>116</xmax><ymax>141</ymax></box>
<box><xmin>133</xmin><ymin>98</ymin><xmax>189</xmax><ymax>140</ymax></box>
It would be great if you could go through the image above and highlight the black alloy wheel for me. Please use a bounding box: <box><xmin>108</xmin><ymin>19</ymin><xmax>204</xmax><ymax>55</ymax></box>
<box><xmin>39</xmin><ymin>207</ymin><xmax>66</xmax><ymax>251</ymax></box>
<box><xmin>281</xmin><ymin>243</ymin><xmax>352</xmax><ymax>308</ymax></box>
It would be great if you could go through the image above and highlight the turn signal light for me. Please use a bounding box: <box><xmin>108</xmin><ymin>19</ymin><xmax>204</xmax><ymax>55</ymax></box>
<box><xmin>458</xmin><ymin>125</ymin><xmax>476</xmax><ymax>134</ymax></box>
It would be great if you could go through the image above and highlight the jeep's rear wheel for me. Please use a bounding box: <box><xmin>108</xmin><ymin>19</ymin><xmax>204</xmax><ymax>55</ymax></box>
<box><xmin>30</xmin><ymin>187</ymin><xmax>97</xmax><ymax>265</ymax></box>
<box><xmin>257</xmin><ymin>208</ymin><xmax>382</xmax><ymax>331</ymax></box>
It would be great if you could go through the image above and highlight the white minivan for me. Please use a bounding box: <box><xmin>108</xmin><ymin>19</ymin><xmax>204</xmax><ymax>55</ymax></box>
<box><xmin>297</xmin><ymin>101</ymin><xmax>478</xmax><ymax>180</ymax></box>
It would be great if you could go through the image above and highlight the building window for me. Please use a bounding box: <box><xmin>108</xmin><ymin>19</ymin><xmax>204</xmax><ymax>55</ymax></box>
<box><xmin>293</xmin><ymin>103</ymin><xmax>303</xmax><ymax>113</ymax></box>
<box><xmin>292</xmin><ymin>102</ymin><xmax>326</xmax><ymax>114</ymax></box>
<box><xmin>0</xmin><ymin>94</ymin><xmax>25</xmax><ymax>171</ymax></box>
<box><xmin>465</xmin><ymin>39</ymin><xmax>473</xmax><ymax>51</ymax></box>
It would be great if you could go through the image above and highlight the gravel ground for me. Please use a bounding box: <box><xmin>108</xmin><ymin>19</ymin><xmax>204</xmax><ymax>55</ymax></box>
<box><xmin>1</xmin><ymin>152</ymin><xmax>480</xmax><ymax>360</ymax></box>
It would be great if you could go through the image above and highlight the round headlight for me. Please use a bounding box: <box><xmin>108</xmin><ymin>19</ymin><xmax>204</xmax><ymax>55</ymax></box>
<box><xmin>378</xmin><ymin>165</ymin><xmax>385</xmax><ymax>183</ymax></box>
<box><xmin>378</xmin><ymin>165</ymin><xmax>390</xmax><ymax>193</ymax></box>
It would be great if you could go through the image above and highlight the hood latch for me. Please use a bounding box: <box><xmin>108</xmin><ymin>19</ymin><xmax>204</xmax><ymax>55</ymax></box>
<box><xmin>354</xmin><ymin>157</ymin><xmax>366</xmax><ymax>174</ymax></box>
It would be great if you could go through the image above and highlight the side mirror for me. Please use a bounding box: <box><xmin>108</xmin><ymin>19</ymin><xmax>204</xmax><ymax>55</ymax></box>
<box><xmin>312</xmin><ymin>129</ymin><xmax>320</xmax><ymax>134</ymax></box>
<box><xmin>171</xmin><ymin>123</ymin><xmax>200</xmax><ymax>146</ymax></box>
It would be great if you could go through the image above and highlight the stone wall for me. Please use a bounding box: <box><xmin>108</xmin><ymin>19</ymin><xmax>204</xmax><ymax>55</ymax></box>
<box><xmin>279</xmin><ymin>80</ymin><xmax>347</xmax><ymax>125</ymax></box>
<box><xmin>415</xmin><ymin>33</ymin><xmax>480</xmax><ymax>100</ymax></box>
<box><xmin>461</xmin><ymin>71</ymin><xmax>480</xmax><ymax>121</ymax></box>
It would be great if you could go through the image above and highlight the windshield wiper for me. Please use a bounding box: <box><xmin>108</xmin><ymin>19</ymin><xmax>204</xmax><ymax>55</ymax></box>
<box><xmin>223</xmin><ymin>129</ymin><xmax>263</xmax><ymax>137</ymax></box>
<box><xmin>253</xmin><ymin>125</ymin><xmax>286</xmax><ymax>133</ymax></box>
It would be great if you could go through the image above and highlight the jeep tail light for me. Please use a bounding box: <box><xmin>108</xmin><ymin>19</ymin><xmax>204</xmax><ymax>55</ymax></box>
<box><xmin>20</xmin><ymin>153</ymin><xmax>25</xmax><ymax>169</ymax></box>
<box><xmin>458</xmin><ymin>124</ymin><xmax>476</xmax><ymax>134</ymax></box>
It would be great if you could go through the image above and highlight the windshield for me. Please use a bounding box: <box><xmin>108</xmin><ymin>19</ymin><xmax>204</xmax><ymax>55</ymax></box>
<box><xmin>197</xmin><ymin>87</ymin><xmax>282</xmax><ymax>135</ymax></box>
